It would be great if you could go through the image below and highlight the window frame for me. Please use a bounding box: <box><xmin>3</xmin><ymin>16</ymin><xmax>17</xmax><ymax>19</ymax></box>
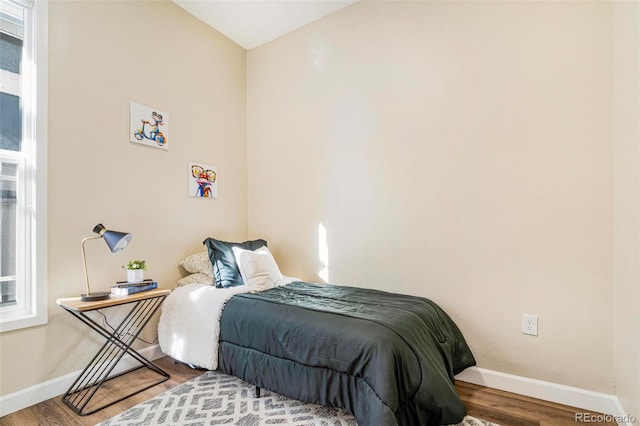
<box><xmin>0</xmin><ymin>0</ymin><xmax>47</xmax><ymax>332</ymax></box>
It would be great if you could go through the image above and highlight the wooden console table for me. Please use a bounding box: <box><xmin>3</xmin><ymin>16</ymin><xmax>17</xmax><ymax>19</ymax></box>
<box><xmin>56</xmin><ymin>288</ymin><xmax>171</xmax><ymax>416</ymax></box>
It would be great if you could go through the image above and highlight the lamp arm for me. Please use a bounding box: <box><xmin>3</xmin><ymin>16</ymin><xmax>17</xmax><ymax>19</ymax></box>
<box><xmin>81</xmin><ymin>235</ymin><xmax>103</xmax><ymax>296</ymax></box>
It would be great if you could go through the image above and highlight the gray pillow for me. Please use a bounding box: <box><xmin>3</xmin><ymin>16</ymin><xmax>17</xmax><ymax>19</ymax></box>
<box><xmin>203</xmin><ymin>237</ymin><xmax>267</xmax><ymax>288</ymax></box>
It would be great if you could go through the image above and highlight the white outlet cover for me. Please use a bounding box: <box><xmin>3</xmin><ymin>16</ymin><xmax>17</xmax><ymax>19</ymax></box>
<box><xmin>522</xmin><ymin>313</ymin><xmax>538</xmax><ymax>336</ymax></box>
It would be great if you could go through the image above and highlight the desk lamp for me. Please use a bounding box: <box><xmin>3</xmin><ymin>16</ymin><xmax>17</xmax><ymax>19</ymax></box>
<box><xmin>81</xmin><ymin>223</ymin><xmax>132</xmax><ymax>301</ymax></box>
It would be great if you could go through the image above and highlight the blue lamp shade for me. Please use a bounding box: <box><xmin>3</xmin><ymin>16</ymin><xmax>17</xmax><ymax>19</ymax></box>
<box><xmin>80</xmin><ymin>224</ymin><xmax>133</xmax><ymax>301</ymax></box>
<box><xmin>93</xmin><ymin>223</ymin><xmax>132</xmax><ymax>253</ymax></box>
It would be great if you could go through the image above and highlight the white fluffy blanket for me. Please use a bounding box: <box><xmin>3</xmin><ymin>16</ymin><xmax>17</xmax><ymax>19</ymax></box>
<box><xmin>158</xmin><ymin>284</ymin><xmax>249</xmax><ymax>370</ymax></box>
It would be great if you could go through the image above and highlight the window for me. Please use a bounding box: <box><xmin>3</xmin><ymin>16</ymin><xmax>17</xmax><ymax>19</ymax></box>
<box><xmin>0</xmin><ymin>0</ymin><xmax>47</xmax><ymax>332</ymax></box>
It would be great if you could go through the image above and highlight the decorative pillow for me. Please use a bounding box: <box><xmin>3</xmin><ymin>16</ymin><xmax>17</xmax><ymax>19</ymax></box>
<box><xmin>232</xmin><ymin>246</ymin><xmax>283</xmax><ymax>292</ymax></box>
<box><xmin>177</xmin><ymin>273</ymin><xmax>215</xmax><ymax>287</ymax></box>
<box><xmin>179</xmin><ymin>252</ymin><xmax>214</xmax><ymax>277</ymax></box>
<box><xmin>203</xmin><ymin>237</ymin><xmax>267</xmax><ymax>288</ymax></box>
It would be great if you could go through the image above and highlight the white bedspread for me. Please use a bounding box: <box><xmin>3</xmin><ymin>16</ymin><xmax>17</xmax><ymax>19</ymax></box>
<box><xmin>158</xmin><ymin>284</ymin><xmax>248</xmax><ymax>370</ymax></box>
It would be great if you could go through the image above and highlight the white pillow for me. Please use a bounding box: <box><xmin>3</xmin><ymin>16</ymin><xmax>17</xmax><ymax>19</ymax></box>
<box><xmin>232</xmin><ymin>246</ymin><xmax>283</xmax><ymax>291</ymax></box>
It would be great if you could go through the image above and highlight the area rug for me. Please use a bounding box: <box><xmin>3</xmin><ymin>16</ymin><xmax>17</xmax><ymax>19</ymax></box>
<box><xmin>97</xmin><ymin>370</ymin><xmax>498</xmax><ymax>426</ymax></box>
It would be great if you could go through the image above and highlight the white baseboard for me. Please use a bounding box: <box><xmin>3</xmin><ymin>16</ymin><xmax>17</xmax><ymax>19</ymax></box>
<box><xmin>455</xmin><ymin>367</ymin><xmax>634</xmax><ymax>426</ymax></box>
<box><xmin>0</xmin><ymin>344</ymin><xmax>165</xmax><ymax>417</ymax></box>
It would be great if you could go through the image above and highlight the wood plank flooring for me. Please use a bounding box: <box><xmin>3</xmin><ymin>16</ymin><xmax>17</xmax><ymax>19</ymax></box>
<box><xmin>456</xmin><ymin>381</ymin><xmax>615</xmax><ymax>426</ymax></box>
<box><xmin>0</xmin><ymin>356</ymin><xmax>616</xmax><ymax>426</ymax></box>
<box><xmin>0</xmin><ymin>357</ymin><xmax>202</xmax><ymax>426</ymax></box>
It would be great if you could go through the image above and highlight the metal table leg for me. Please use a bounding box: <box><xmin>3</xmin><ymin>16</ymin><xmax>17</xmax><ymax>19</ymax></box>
<box><xmin>60</xmin><ymin>295</ymin><xmax>170</xmax><ymax>416</ymax></box>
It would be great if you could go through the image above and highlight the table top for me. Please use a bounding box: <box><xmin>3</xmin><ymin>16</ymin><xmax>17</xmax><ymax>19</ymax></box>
<box><xmin>56</xmin><ymin>288</ymin><xmax>171</xmax><ymax>312</ymax></box>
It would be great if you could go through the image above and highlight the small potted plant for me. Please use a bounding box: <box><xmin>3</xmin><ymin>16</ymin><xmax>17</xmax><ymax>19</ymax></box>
<box><xmin>123</xmin><ymin>260</ymin><xmax>147</xmax><ymax>283</ymax></box>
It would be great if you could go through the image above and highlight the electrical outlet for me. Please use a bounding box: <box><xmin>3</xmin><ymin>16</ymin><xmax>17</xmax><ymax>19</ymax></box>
<box><xmin>521</xmin><ymin>314</ymin><xmax>538</xmax><ymax>336</ymax></box>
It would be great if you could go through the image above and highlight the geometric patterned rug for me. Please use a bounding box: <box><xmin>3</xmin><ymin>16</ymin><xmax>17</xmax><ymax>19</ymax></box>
<box><xmin>96</xmin><ymin>370</ymin><xmax>499</xmax><ymax>426</ymax></box>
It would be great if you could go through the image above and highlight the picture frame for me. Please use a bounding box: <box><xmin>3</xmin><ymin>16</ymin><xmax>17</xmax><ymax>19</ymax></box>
<box><xmin>189</xmin><ymin>162</ymin><xmax>218</xmax><ymax>198</ymax></box>
<box><xmin>130</xmin><ymin>101</ymin><xmax>169</xmax><ymax>150</ymax></box>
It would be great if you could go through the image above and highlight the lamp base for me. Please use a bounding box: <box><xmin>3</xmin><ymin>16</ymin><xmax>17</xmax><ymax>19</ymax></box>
<box><xmin>81</xmin><ymin>291</ymin><xmax>111</xmax><ymax>302</ymax></box>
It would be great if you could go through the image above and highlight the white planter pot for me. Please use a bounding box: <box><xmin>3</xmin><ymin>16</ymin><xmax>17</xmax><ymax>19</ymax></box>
<box><xmin>127</xmin><ymin>269</ymin><xmax>144</xmax><ymax>283</ymax></box>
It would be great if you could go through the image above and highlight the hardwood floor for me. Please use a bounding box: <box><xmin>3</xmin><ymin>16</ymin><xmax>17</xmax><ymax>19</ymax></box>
<box><xmin>456</xmin><ymin>381</ymin><xmax>615</xmax><ymax>426</ymax></box>
<box><xmin>0</xmin><ymin>357</ymin><xmax>203</xmax><ymax>426</ymax></box>
<box><xmin>0</xmin><ymin>356</ymin><xmax>616</xmax><ymax>426</ymax></box>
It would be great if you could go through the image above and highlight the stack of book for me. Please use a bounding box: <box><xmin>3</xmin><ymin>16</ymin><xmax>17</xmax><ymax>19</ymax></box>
<box><xmin>111</xmin><ymin>279</ymin><xmax>158</xmax><ymax>296</ymax></box>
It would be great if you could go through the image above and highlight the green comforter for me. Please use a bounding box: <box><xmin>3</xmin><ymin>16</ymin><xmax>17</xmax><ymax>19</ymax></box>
<box><xmin>219</xmin><ymin>282</ymin><xmax>476</xmax><ymax>425</ymax></box>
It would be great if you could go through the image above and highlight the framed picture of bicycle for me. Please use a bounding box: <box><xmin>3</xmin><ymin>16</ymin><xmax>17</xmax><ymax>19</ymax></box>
<box><xmin>129</xmin><ymin>101</ymin><xmax>169</xmax><ymax>150</ymax></box>
<box><xmin>188</xmin><ymin>162</ymin><xmax>218</xmax><ymax>199</ymax></box>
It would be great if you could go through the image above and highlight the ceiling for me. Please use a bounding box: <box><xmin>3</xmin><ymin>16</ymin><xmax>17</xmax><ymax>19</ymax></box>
<box><xmin>172</xmin><ymin>0</ymin><xmax>359</xmax><ymax>50</ymax></box>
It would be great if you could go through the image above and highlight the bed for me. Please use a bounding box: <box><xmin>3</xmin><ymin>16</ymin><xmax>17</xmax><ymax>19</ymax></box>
<box><xmin>159</xmin><ymin>238</ymin><xmax>476</xmax><ymax>426</ymax></box>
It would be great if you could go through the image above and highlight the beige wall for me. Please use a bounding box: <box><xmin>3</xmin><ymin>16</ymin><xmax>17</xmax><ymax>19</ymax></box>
<box><xmin>1</xmin><ymin>0</ymin><xmax>637</xmax><ymax>416</ymax></box>
<box><xmin>247</xmin><ymin>1</ymin><xmax>616</xmax><ymax>394</ymax></box>
<box><xmin>0</xmin><ymin>1</ymin><xmax>247</xmax><ymax>395</ymax></box>
<box><xmin>613</xmin><ymin>1</ymin><xmax>640</xmax><ymax>420</ymax></box>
